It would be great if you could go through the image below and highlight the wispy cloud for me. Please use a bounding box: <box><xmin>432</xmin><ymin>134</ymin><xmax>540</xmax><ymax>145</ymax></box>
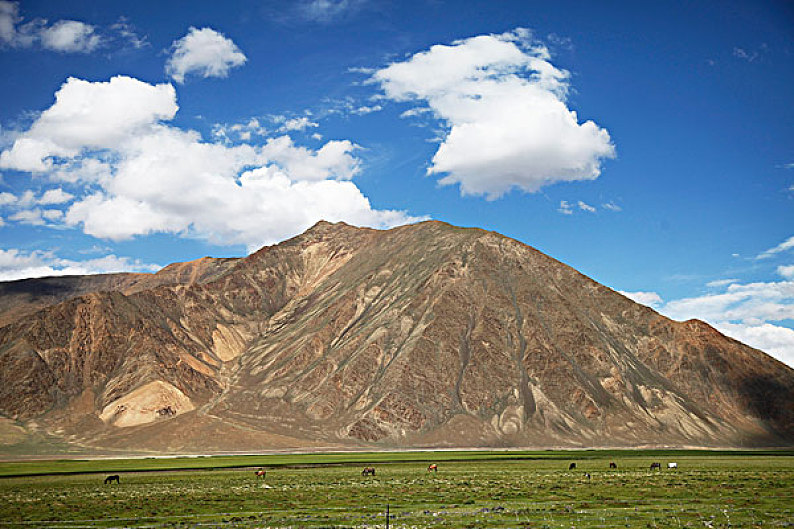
<box><xmin>213</xmin><ymin>118</ymin><xmax>268</xmax><ymax>143</ymax></box>
<box><xmin>299</xmin><ymin>0</ymin><xmax>368</xmax><ymax>22</ymax></box>
<box><xmin>0</xmin><ymin>248</ymin><xmax>159</xmax><ymax>281</ymax></box>
<box><xmin>557</xmin><ymin>199</ymin><xmax>619</xmax><ymax>215</ymax></box>
<box><xmin>277</xmin><ymin>116</ymin><xmax>319</xmax><ymax>132</ymax></box>
<box><xmin>0</xmin><ymin>2</ymin><xmax>145</xmax><ymax>53</ymax></box>
<box><xmin>621</xmin><ymin>275</ymin><xmax>794</xmax><ymax>368</ymax></box>
<box><xmin>733</xmin><ymin>44</ymin><xmax>768</xmax><ymax>63</ymax></box>
<box><xmin>618</xmin><ymin>290</ymin><xmax>663</xmax><ymax>308</ymax></box>
<box><xmin>757</xmin><ymin>235</ymin><xmax>794</xmax><ymax>260</ymax></box>
<box><xmin>706</xmin><ymin>278</ymin><xmax>738</xmax><ymax>288</ymax></box>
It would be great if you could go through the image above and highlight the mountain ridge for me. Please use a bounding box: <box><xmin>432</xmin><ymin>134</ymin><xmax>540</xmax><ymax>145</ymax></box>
<box><xmin>0</xmin><ymin>220</ymin><xmax>792</xmax><ymax>454</ymax></box>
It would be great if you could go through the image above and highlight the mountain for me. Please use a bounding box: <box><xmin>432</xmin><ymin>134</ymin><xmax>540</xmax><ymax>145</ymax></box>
<box><xmin>0</xmin><ymin>221</ymin><xmax>792</xmax><ymax>454</ymax></box>
<box><xmin>0</xmin><ymin>256</ymin><xmax>238</xmax><ymax>328</ymax></box>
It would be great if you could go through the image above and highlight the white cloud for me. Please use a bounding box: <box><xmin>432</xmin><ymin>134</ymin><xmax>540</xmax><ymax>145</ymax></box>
<box><xmin>619</xmin><ymin>290</ymin><xmax>663</xmax><ymax>308</ymax></box>
<box><xmin>757</xmin><ymin>235</ymin><xmax>794</xmax><ymax>259</ymax></box>
<box><xmin>9</xmin><ymin>208</ymin><xmax>48</xmax><ymax>225</ymax></box>
<box><xmin>0</xmin><ymin>76</ymin><xmax>177</xmax><ymax>172</ymax></box>
<box><xmin>400</xmin><ymin>107</ymin><xmax>431</xmax><ymax>119</ymax></box>
<box><xmin>16</xmin><ymin>190</ymin><xmax>34</xmax><ymax>207</ymax></box>
<box><xmin>39</xmin><ymin>20</ymin><xmax>101</xmax><ymax>53</ymax></box>
<box><xmin>260</xmin><ymin>135</ymin><xmax>359</xmax><ymax>181</ymax></box>
<box><xmin>620</xmin><ymin>280</ymin><xmax>794</xmax><ymax>367</ymax></box>
<box><xmin>713</xmin><ymin>322</ymin><xmax>794</xmax><ymax>368</ymax></box>
<box><xmin>0</xmin><ymin>188</ymin><xmax>74</xmax><ymax>216</ymax></box>
<box><xmin>280</xmin><ymin>116</ymin><xmax>319</xmax><ymax>132</ymax></box>
<box><xmin>300</xmin><ymin>0</ymin><xmax>366</xmax><ymax>22</ymax></box>
<box><xmin>664</xmin><ymin>281</ymin><xmax>794</xmax><ymax>324</ymax></box>
<box><xmin>733</xmin><ymin>47</ymin><xmax>758</xmax><ymax>62</ymax></box>
<box><xmin>353</xmin><ymin>104</ymin><xmax>382</xmax><ymax>115</ymax></box>
<box><xmin>109</xmin><ymin>18</ymin><xmax>147</xmax><ymax>49</ymax></box>
<box><xmin>705</xmin><ymin>278</ymin><xmax>737</xmax><ymax>288</ymax></box>
<box><xmin>37</xmin><ymin>188</ymin><xmax>74</xmax><ymax>205</ymax></box>
<box><xmin>1</xmin><ymin>75</ymin><xmax>420</xmax><ymax>251</ymax></box>
<box><xmin>0</xmin><ymin>2</ymin><xmax>137</xmax><ymax>53</ymax></box>
<box><xmin>371</xmin><ymin>29</ymin><xmax>615</xmax><ymax>199</ymax></box>
<box><xmin>657</xmin><ymin>279</ymin><xmax>794</xmax><ymax>367</ymax></box>
<box><xmin>213</xmin><ymin>118</ymin><xmax>267</xmax><ymax>143</ymax></box>
<box><xmin>166</xmin><ymin>27</ymin><xmax>247</xmax><ymax>84</ymax></box>
<box><xmin>778</xmin><ymin>265</ymin><xmax>794</xmax><ymax>280</ymax></box>
<box><xmin>0</xmin><ymin>248</ymin><xmax>158</xmax><ymax>281</ymax></box>
<box><xmin>41</xmin><ymin>209</ymin><xmax>63</xmax><ymax>221</ymax></box>
<box><xmin>732</xmin><ymin>44</ymin><xmax>767</xmax><ymax>64</ymax></box>
<box><xmin>557</xmin><ymin>200</ymin><xmax>573</xmax><ymax>215</ymax></box>
<box><xmin>557</xmin><ymin>199</ymin><xmax>601</xmax><ymax>214</ymax></box>
<box><xmin>10</xmin><ymin>209</ymin><xmax>44</xmax><ymax>225</ymax></box>
<box><xmin>602</xmin><ymin>201</ymin><xmax>621</xmax><ymax>212</ymax></box>
<box><xmin>0</xmin><ymin>1</ymin><xmax>20</xmax><ymax>45</ymax></box>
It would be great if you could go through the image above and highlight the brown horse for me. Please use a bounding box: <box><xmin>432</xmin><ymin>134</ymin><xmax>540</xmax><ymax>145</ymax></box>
<box><xmin>609</xmin><ymin>462</ymin><xmax>617</xmax><ymax>469</ymax></box>
<box><xmin>569</xmin><ymin>463</ymin><xmax>576</xmax><ymax>470</ymax></box>
<box><xmin>427</xmin><ymin>464</ymin><xmax>438</xmax><ymax>472</ymax></box>
<box><xmin>255</xmin><ymin>468</ymin><xmax>266</xmax><ymax>479</ymax></box>
<box><xmin>362</xmin><ymin>466</ymin><xmax>376</xmax><ymax>476</ymax></box>
<box><xmin>104</xmin><ymin>475</ymin><xmax>120</xmax><ymax>484</ymax></box>
<box><xmin>650</xmin><ymin>462</ymin><xmax>661</xmax><ymax>470</ymax></box>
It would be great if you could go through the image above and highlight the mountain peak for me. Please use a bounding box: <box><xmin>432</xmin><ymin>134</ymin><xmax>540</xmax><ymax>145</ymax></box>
<box><xmin>0</xmin><ymin>220</ymin><xmax>792</xmax><ymax>453</ymax></box>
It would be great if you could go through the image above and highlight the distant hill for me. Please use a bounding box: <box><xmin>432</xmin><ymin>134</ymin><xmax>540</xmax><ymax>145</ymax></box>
<box><xmin>0</xmin><ymin>221</ymin><xmax>791</xmax><ymax>454</ymax></box>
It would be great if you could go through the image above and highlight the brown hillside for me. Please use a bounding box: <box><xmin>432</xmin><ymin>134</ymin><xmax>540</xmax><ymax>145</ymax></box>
<box><xmin>0</xmin><ymin>221</ymin><xmax>791</xmax><ymax>454</ymax></box>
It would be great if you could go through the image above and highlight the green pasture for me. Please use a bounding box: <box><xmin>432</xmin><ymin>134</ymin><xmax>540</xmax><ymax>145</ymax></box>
<box><xmin>0</xmin><ymin>451</ymin><xmax>791</xmax><ymax>528</ymax></box>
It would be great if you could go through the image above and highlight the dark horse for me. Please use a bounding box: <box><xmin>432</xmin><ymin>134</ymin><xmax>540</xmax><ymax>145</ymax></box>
<box><xmin>255</xmin><ymin>468</ymin><xmax>266</xmax><ymax>479</ymax></box>
<box><xmin>650</xmin><ymin>462</ymin><xmax>661</xmax><ymax>470</ymax></box>
<box><xmin>104</xmin><ymin>475</ymin><xmax>120</xmax><ymax>484</ymax></box>
<box><xmin>362</xmin><ymin>466</ymin><xmax>376</xmax><ymax>476</ymax></box>
<box><xmin>427</xmin><ymin>464</ymin><xmax>438</xmax><ymax>472</ymax></box>
<box><xmin>609</xmin><ymin>462</ymin><xmax>617</xmax><ymax>469</ymax></box>
<box><xmin>568</xmin><ymin>463</ymin><xmax>576</xmax><ymax>470</ymax></box>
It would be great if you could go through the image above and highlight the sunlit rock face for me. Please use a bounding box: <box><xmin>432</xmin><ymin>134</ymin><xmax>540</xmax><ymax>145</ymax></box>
<box><xmin>0</xmin><ymin>220</ymin><xmax>792</xmax><ymax>453</ymax></box>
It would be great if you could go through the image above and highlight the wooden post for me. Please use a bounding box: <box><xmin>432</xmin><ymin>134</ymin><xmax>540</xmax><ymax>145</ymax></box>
<box><xmin>386</xmin><ymin>503</ymin><xmax>389</xmax><ymax>529</ymax></box>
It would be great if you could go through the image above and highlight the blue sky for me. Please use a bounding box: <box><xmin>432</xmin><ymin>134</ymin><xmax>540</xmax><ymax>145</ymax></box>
<box><xmin>0</xmin><ymin>0</ymin><xmax>792</xmax><ymax>366</ymax></box>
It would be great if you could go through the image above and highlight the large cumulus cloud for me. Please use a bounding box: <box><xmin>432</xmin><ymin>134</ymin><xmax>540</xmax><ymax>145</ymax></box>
<box><xmin>0</xmin><ymin>75</ymin><xmax>418</xmax><ymax>251</ymax></box>
<box><xmin>371</xmin><ymin>29</ymin><xmax>616</xmax><ymax>199</ymax></box>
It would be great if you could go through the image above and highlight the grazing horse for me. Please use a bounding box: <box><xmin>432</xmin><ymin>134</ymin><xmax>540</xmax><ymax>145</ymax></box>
<box><xmin>650</xmin><ymin>462</ymin><xmax>661</xmax><ymax>470</ymax></box>
<box><xmin>255</xmin><ymin>468</ymin><xmax>266</xmax><ymax>479</ymax></box>
<box><xmin>427</xmin><ymin>464</ymin><xmax>438</xmax><ymax>472</ymax></box>
<box><xmin>668</xmin><ymin>462</ymin><xmax>677</xmax><ymax>469</ymax></box>
<box><xmin>362</xmin><ymin>466</ymin><xmax>376</xmax><ymax>476</ymax></box>
<box><xmin>584</xmin><ymin>472</ymin><xmax>591</xmax><ymax>480</ymax></box>
<box><xmin>104</xmin><ymin>475</ymin><xmax>120</xmax><ymax>484</ymax></box>
<box><xmin>609</xmin><ymin>462</ymin><xmax>617</xmax><ymax>469</ymax></box>
<box><xmin>568</xmin><ymin>463</ymin><xmax>576</xmax><ymax>470</ymax></box>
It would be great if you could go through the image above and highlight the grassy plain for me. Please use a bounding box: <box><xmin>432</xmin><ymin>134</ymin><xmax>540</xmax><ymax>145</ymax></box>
<box><xmin>0</xmin><ymin>450</ymin><xmax>791</xmax><ymax>528</ymax></box>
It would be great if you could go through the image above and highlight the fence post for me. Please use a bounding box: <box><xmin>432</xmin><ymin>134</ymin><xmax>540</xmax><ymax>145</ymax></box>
<box><xmin>386</xmin><ymin>503</ymin><xmax>389</xmax><ymax>529</ymax></box>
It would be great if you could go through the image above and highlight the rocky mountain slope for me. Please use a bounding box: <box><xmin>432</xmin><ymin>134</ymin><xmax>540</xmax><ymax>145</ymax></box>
<box><xmin>0</xmin><ymin>256</ymin><xmax>238</xmax><ymax>328</ymax></box>
<box><xmin>0</xmin><ymin>221</ymin><xmax>792</xmax><ymax>453</ymax></box>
